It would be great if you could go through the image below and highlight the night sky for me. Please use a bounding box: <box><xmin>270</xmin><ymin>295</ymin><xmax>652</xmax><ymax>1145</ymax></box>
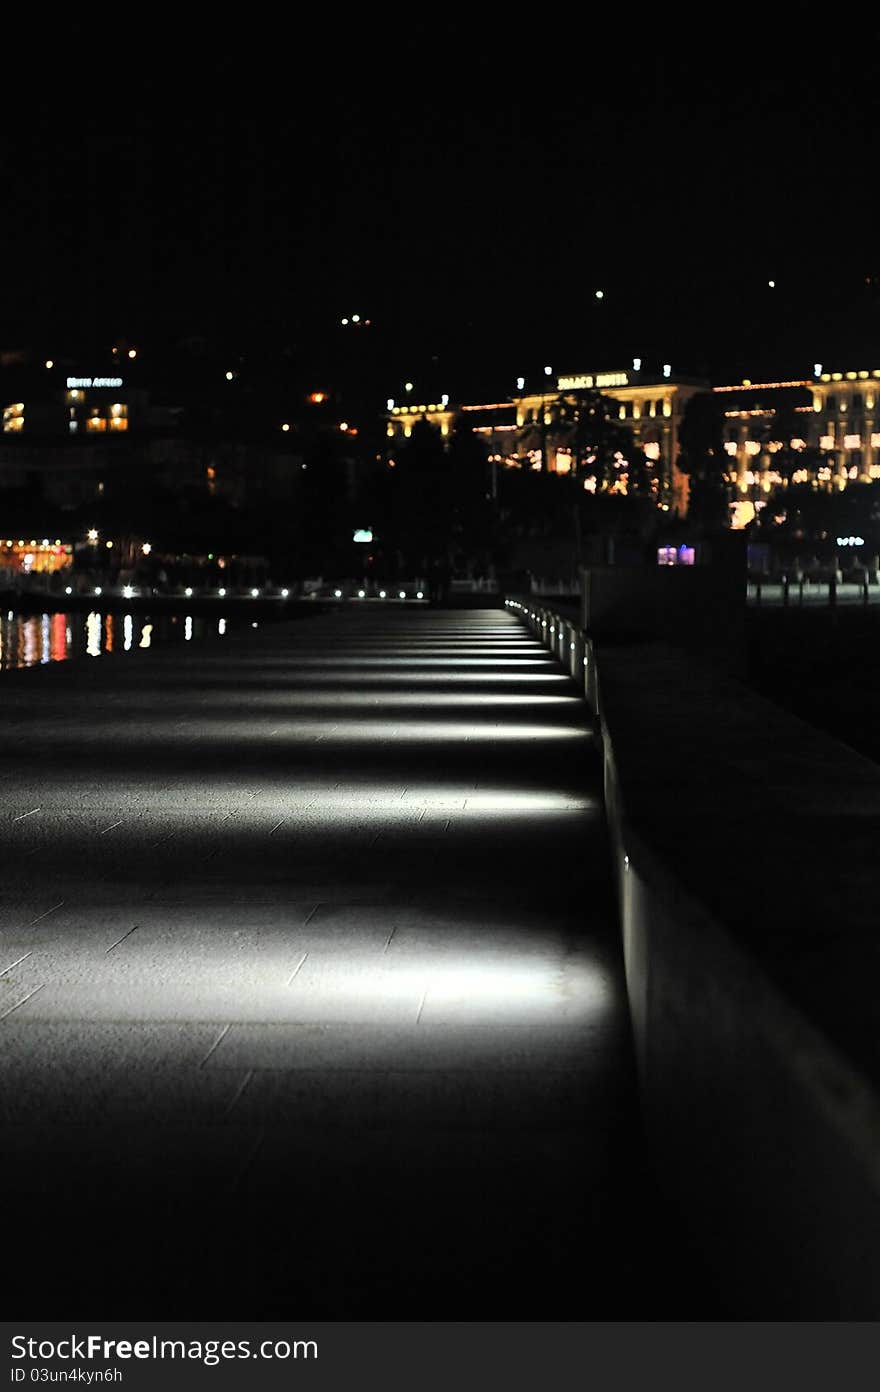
<box><xmin>4</xmin><ymin>22</ymin><xmax>879</xmax><ymax>393</ymax></box>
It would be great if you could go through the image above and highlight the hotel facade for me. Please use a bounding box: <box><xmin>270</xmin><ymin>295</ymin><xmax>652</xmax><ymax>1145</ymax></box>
<box><xmin>385</xmin><ymin>364</ymin><xmax>880</xmax><ymax>521</ymax></box>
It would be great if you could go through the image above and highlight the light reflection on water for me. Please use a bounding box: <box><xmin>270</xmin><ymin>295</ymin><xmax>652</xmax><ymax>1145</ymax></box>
<box><xmin>0</xmin><ymin>612</ymin><xmax>232</xmax><ymax>672</ymax></box>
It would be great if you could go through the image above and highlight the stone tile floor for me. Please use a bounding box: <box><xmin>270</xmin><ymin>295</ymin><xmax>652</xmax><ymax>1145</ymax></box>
<box><xmin>0</xmin><ymin>608</ymin><xmax>707</xmax><ymax>1317</ymax></box>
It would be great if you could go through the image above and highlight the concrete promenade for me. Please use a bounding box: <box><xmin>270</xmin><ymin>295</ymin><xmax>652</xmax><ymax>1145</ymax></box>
<box><xmin>1</xmin><ymin>608</ymin><xmax>682</xmax><ymax>1318</ymax></box>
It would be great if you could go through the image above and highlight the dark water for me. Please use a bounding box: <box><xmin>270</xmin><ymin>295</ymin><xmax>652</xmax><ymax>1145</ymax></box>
<box><xmin>0</xmin><ymin>610</ymin><xmax>243</xmax><ymax>671</ymax></box>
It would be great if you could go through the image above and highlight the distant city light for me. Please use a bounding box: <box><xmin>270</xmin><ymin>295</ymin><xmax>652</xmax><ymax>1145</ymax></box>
<box><xmin>281</xmin><ymin>423</ymin><xmax>290</xmax><ymax>432</ymax></box>
<box><xmin>122</xmin><ymin>586</ymin><xmax>134</xmax><ymax>599</ymax></box>
<box><xmin>141</xmin><ymin>542</ymin><xmax>152</xmax><ymax>555</ymax></box>
<box><xmin>544</xmin><ymin>365</ymin><xmax>552</xmax><ymax>376</ymax></box>
<box><xmin>768</xmin><ymin>280</ymin><xmax>776</xmax><ymax>289</ymax></box>
<box><xmin>441</xmin><ymin>393</ymin><xmax>449</xmax><ymax>406</ymax></box>
<box><xmin>405</xmin><ymin>382</ymin><xmax>413</xmax><ymax>392</ymax></box>
<box><xmin>87</xmin><ymin>529</ymin><xmax>99</xmax><ymax>542</ymax></box>
<box><xmin>105</xmin><ymin>540</ymin><xmax>113</xmax><ymax>549</ymax></box>
<box><xmin>251</xmin><ymin>588</ymin><xmax>260</xmax><ymax>597</ymax></box>
<box><xmin>94</xmin><ymin>587</ymin><xmax>102</xmax><ymax>596</ymax></box>
<box><xmin>632</xmin><ymin>357</ymin><xmax>641</xmax><ymax>371</ymax></box>
<box><xmin>357</xmin><ymin>590</ymin><xmax>365</xmax><ymax>599</ymax></box>
<box><xmin>185</xmin><ymin>587</ymin><xmax>193</xmax><ymax>597</ymax></box>
<box><xmin>387</xmin><ymin>398</ymin><xmax>395</xmax><ymax>410</ymax></box>
<box><xmin>45</xmin><ymin>359</ymin><xmax>53</xmax><ymax>369</ymax></box>
<box><xmin>218</xmin><ymin>587</ymin><xmax>226</xmax><ymax>597</ymax></box>
<box><xmin>128</xmin><ymin>349</ymin><xmax>137</xmax><ymax>359</ymax></box>
<box><xmin>814</xmin><ymin>362</ymin><xmax>823</xmax><ymax>376</ymax></box>
<box><xmin>225</xmin><ymin>371</ymin><xmax>234</xmax><ymax>381</ymax></box>
<box><xmin>516</xmin><ymin>377</ymin><xmax>525</xmax><ymax>390</ymax></box>
<box><xmin>339</xmin><ymin>421</ymin><xmax>349</xmax><ymax>431</ymax></box>
<box><xmin>417</xmin><ymin>590</ymin><xmax>424</xmax><ymax>599</ymax></box>
<box><xmin>334</xmin><ymin>589</ymin><xmax>343</xmax><ymax>598</ymax></box>
<box><xmin>281</xmin><ymin>588</ymin><xmax>289</xmax><ymax>598</ymax></box>
<box><xmin>309</xmin><ymin>392</ymin><xmax>327</xmax><ymax>404</ymax></box>
<box><xmin>379</xmin><ymin>590</ymin><xmax>387</xmax><ymax>598</ymax></box>
<box><xmin>65</xmin><ymin>586</ymin><xmax>72</xmax><ymax>595</ymax></box>
<box><xmin>352</xmin><ymin>315</ymin><xmax>360</xmax><ymax>323</ymax></box>
<box><xmin>595</xmin><ymin>289</ymin><xmax>604</xmax><ymax>299</ymax></box>
<box><xmin>341</xmin><ymin>318</ymin><xmax>349</xmax><ymax>326</ymax></box>
<box><xmin>399</xmin><ymin>591</ymin><xmax>406</xmax><ymax>599</ymax></box>
<box><xmin>663</xmin><ymin>364</ymin><xmax>672</xmax><ymax>378</ymax></box>
<box><xmin>353</xmin><ymin>528</ymin><xmax>373</xmax><ymax>543</ymax></box>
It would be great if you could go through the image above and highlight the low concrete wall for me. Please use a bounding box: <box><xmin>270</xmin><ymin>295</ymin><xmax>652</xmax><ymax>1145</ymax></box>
<box><xmin>506</xmin><ymin>596</ymin><xmax>880</xmax><ymax>1316</ymax></box>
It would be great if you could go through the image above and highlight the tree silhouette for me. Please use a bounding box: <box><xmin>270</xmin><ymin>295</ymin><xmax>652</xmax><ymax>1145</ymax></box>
<box><xmin>677</xmin><ymin>392</ymin><xmax>731</xmax><ymax>528</ymax></box>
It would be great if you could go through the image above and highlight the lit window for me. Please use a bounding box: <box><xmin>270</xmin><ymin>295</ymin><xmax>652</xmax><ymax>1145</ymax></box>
<box><xmin>820</xmin><ymin>435</ymin><xmax>834</xmax><ymax>451</ymax></box>
<box><xmin>844</xmin><ymin>434</ymin><xmax>861</xmax><ymax>450</ymax></box>
<box><xmin>86</xmin><ymin>415</ymin><xmax>106</xmax><ymax>432</ymax></box>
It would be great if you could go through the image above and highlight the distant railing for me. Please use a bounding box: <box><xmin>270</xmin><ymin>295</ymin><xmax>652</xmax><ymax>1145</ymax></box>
<box><xmin>747</xmin><ymin>574</ymin><xmax>880</xmax><ymax>608</ymax></box>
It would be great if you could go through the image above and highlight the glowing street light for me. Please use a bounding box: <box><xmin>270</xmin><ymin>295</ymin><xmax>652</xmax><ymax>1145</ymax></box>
<box><xmin>595</xmin><ymin>289</ymin><xmax>604</xmax><ymax>299</ymax></box>
<box><xmin>225</xmin><ymin>370</ymin><xmax>234</xmax><ymax>381</ymax></box>
<box><xmin>87</xmin><ymin>529</ymin><xmax>99</xmax><ymax>542</ymax></box>
<box><xmin>45</xmin><ymin>359</ymin><xmax>53</xmax><ymax>369</ymax></box>
<box><xmin>281</xmin><ymin>423</ymin><xmax>290</xmax><ymax>432</ymax></box>
<box><xmin>141</xmin><ymin>541</ymin><xmax>152</xmax><ymax>555</ymax></box>
<box><xmin>404</xmin><ymin>382</ymin><xmax>413</xmax><ymax>393</ymax></box>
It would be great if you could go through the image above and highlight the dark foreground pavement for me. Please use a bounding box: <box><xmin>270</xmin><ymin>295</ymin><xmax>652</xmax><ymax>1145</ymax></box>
<box><xmin>1</xmin><ymin>608</ymin><xmax>694</xmax><ymax>1318</ymax></box>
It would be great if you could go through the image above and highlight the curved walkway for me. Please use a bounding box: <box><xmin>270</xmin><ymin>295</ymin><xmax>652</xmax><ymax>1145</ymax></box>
<box><xmin>1</xmin><ymin>607</ymin><xmax>681</xmax><ymax>1317</ymax></box>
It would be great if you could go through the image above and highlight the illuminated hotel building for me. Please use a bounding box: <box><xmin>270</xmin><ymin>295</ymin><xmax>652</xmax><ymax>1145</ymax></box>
<box><xmin>3</xmin><ymin>374</ymin><xmax>141</xmax><ymax>437</ymax></box>
<box><xmin>386</xmin><ymin>367</ymin><xmax>708</xmax><ymax>515</ymax></box>
<box><xmin>715</xmin><ymin>367</ymin><xmax>880</xmax><ymax>524</ymax></box>
<box><xmin>387</xmin><ymin>363</ymin><xmax>880</xmax><ymax>520</ymax></box>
